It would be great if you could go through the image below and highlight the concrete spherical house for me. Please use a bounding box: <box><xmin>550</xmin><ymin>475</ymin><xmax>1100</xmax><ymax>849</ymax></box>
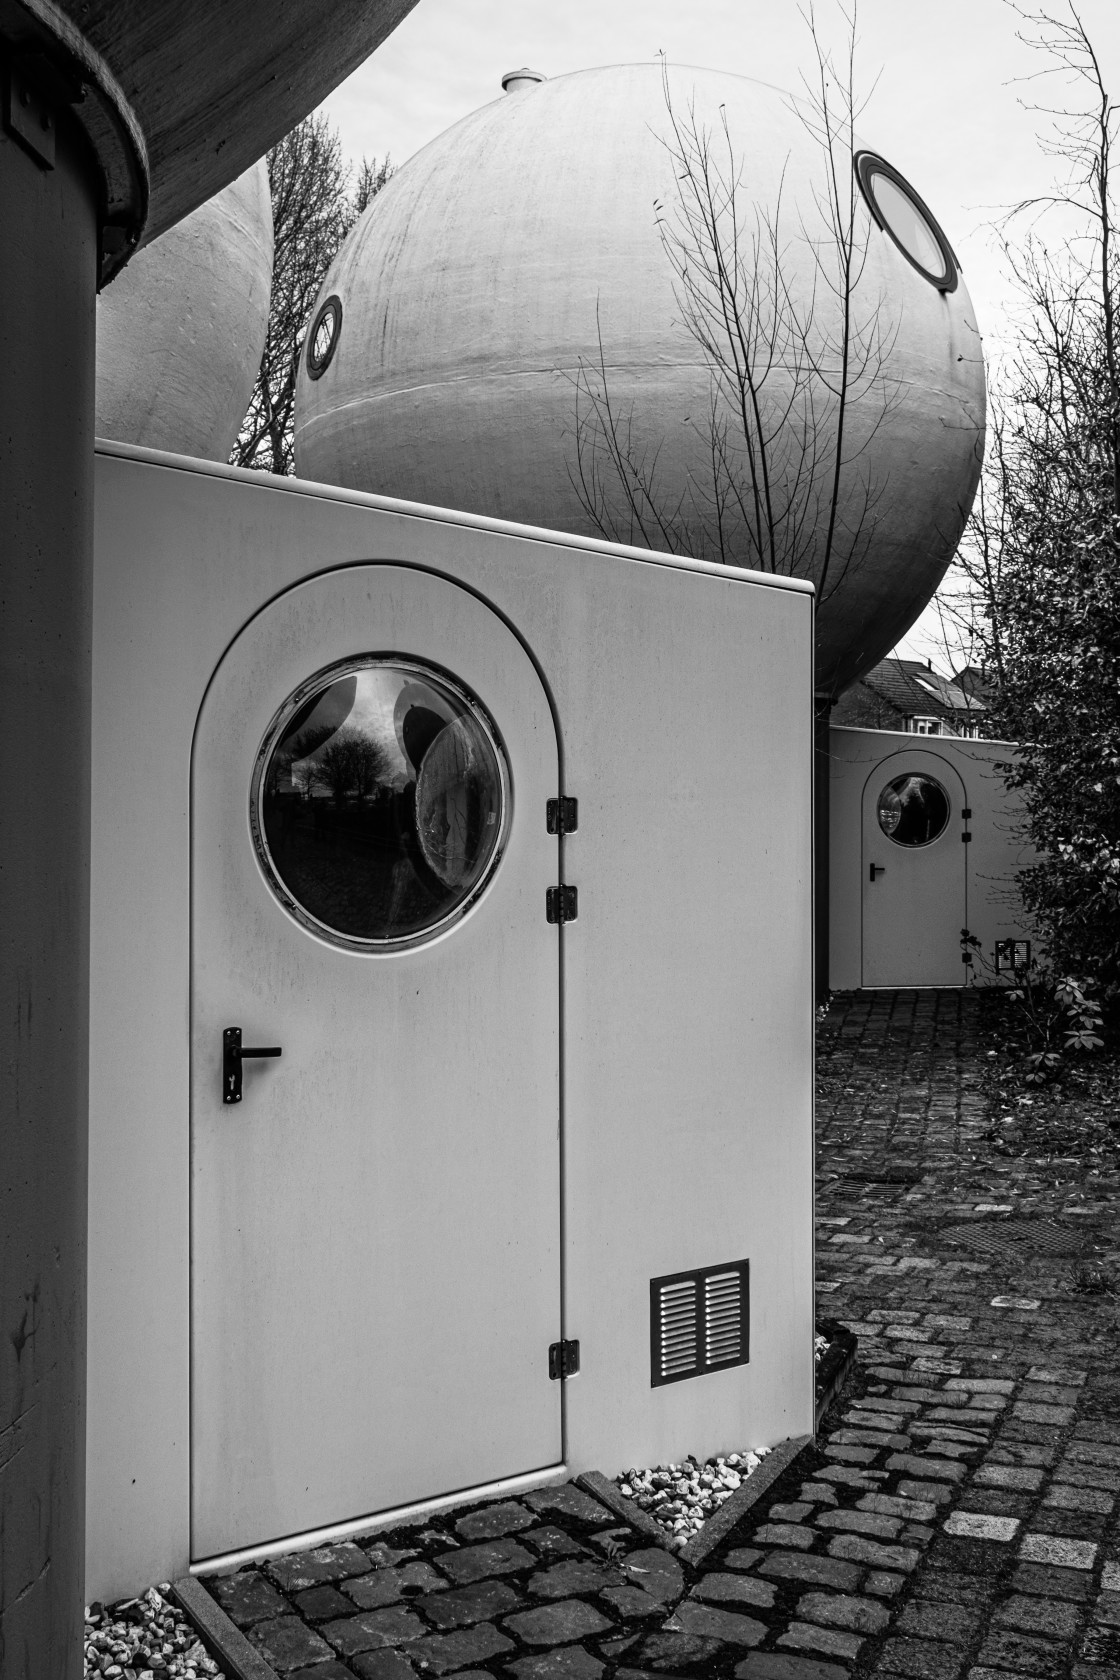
<box><xmin>96</xmin><ymin>161</ymin><xmax>273</xmax><ymax>460</ymax></box>
<box><xmin>294</xmin><ymin>63</ymin><xmax>986</xmax><ymax>696</ymax></box>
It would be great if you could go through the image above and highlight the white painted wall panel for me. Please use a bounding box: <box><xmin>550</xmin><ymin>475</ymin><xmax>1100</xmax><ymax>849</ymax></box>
<box><xmin>87</xmin><ymin>444</ymin><xmax>813</xmax><ymax>1598</ymax></box>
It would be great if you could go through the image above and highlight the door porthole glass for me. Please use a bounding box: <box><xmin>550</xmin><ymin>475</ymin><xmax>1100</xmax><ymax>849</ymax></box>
<box><xmin>877</xmin><ymin>773</ymin><xmax>950</xmax><ymax>847</ymax></box>
<box><xmin>854</xmin><ymin>151</ymin><xmax>958</xmax><ymax>292</ymax></box>
<box><xmin>251</xmin><ymin>657</ymin><xmax>510</xmax><ymax>950</ymax></box>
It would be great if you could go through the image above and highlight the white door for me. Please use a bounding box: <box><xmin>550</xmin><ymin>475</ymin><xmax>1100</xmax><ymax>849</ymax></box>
<box><xmin>861</xmin><ymin>749</ymin><xmax>967</xmax><ymax>987</ymax></box>
<box><xmin>191</xmin><ymin>567</ymin><xmax>562</xmax><ymax>1561</ymax></box>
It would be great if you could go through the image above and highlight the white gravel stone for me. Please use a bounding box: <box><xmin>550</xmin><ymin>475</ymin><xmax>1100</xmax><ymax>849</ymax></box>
<box><xmin>85</xmin><ymin>1587</ymin><xmax>224</xmax><ymax>1680</ymax></box>
<box><xmin>614</xmin><ymin>1447</ymin><xmax>771</xmax><ymax>1545</ymax></box>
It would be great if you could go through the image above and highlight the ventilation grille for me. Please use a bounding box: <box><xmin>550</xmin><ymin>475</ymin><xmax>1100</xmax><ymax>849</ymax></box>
<box><xmin>650</xmin><ymin>1260</ymin><xmax>750</xmax><ymax>1387</ymax></box>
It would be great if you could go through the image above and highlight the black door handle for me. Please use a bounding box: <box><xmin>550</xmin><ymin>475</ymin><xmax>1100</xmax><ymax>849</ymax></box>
<box><xmin>869</xmin><ymin>863</ymin><xmax>886</xmax><ymax>881</ymax></box>
<box><xmin>223</xmin><ymin>1026</ymin><xmax>282</xmax><ymax>1105</ymax></box>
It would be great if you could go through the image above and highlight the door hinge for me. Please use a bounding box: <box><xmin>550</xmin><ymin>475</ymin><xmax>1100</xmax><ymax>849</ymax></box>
<box><xmin>547</xmin><ymin>797</ymin><xmax>578</xmax><ymax>835</ymax></box>
<box><xmin>962</xmin><ymin>808</ymin><xmax>972</xmax><ymax>819</ymax></box>
<box><xmin>549</xmin><ymin>1339</ymin><xmax>580</xmax><ymax>1380</ymax></box>
<box><xmin>961</xmin><ymin>832</ymin><xmax>972</xmax><ymax>843</ymax></box>
<box><xmin>546</xmin><ymin>884</ymin><xmax>578</xmax><ymax>924</ymax></box>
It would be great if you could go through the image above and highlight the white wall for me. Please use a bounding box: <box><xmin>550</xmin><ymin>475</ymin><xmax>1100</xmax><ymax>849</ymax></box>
<box><xmin>829</xmin><ymin>724</ymin><xmax>1034</xmax><ymax>990</ymax></box>
<box><xmin>87</xmin><ymin>443</ymin><xmax>815</xmax><ymax>1599</ymax></box>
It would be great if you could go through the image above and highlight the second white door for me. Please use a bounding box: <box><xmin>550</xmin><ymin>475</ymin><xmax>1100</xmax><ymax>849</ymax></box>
<box><xmin>862</xmin><ymin>749</ymin><xmax>967</xmax><ymax>987</ymax></box>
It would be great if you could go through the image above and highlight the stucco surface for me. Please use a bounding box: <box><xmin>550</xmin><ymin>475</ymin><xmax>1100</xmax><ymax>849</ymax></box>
<box><xmin>96</xmin><ymin>162</ymin><xmax>273</xmax><ymax>461</ymax></box>
<box><xmin>294</xmin><ymin>63</ymin><xmax>986</xmax><ymax>696</ymax></box>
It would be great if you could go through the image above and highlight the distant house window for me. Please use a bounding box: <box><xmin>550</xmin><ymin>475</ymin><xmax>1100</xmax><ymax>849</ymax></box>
<box><xmin>911</xmin><ymin>717</ymin><xmax>940</xmax><ymax>735</ymax></box>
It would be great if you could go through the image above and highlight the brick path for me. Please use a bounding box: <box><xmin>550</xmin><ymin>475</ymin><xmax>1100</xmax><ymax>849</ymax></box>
<box><xmin>199</xmin><ymin>989</ymin><xmax>1120</xmax><ymax>1680</ymax></box>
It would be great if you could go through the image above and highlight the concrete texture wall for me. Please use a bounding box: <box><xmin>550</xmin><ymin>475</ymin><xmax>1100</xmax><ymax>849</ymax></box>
<box><xmin>96</xmin><ymin>162</ymin><xmax>272</xmax><ymax>461</ymax></box>
<box><xmin>829</xmin><ymin>725</ymin><xmax>1033</xmax><ymax>990</ymax></box>
<box><xmin>87</xmin><ymin>444</ymin><xmax>814</xmax><ymax>1599</ymax></box>
<box><xmin>49</xmin><ymin>0</ymin><xmax>419</xmax><ymax>241</ymax></box>
<box><xmin>293</xmin><ymin>62</ymin><xmax>986</xmax><ymax>697</ymax></box>
<box><xmin>0</xmin><ymin>90</ymin><xmax>98</xmax><ymax>1673</ymax></box>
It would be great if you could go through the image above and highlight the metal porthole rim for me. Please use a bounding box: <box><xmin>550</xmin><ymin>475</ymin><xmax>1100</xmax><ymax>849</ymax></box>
<box><xmin>170</xmin><ymin>1577</ymin><xmax>280</xmax><ymax>1680</ymax></box>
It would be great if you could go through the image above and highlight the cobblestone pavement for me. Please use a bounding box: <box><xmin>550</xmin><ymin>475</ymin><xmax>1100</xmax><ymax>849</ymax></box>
<box><xmin>199</xmin><ymin>988</ymin><xmax>1120</xmax><ymax>1680</ymax></box>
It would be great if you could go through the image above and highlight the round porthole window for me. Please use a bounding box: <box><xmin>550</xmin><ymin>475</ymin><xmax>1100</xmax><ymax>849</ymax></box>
<box><xmin>306</xmin><ymin>295</ymin><xmax>342</xmax><ymax>378</ymax></box>
<box><xmin>877</xmin><ymin>773</ymin><xmax>951</xmax><ymax>847</ymax></box>
<box><xmin>251</xmin><ymin>658</ymin><xmax>510</xmax><ymax>949</ymax></box>
<box><xmin>854</xmin><ymin>152</ymin><xmax>958</xmax><ymax>292</ymax></box>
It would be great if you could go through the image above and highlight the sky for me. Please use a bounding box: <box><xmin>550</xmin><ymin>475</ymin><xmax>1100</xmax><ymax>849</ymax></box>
<box><xmin>318</xmin><ymin>0</ymin><xmax>1120</xmax><ymax>671</ymax></box>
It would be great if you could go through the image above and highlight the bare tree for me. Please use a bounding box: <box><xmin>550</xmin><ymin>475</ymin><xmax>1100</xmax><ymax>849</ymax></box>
<box><xmin>313</xmin><ymin>730</ymin><xmax>390</xmax><ymax>804</ymax></box>
<box><xmin>942</xmin><ymin>2</ymin><xmax>1120</xmax><ymax>985</ymax></box>
<box><xmin>232</xmin><ymin>117</ymin><xmax>392</xmax><ymax>474</ymax></box>
<box><xmin>570</xmin><ymin>5</ymin><xmax>899</xmax><ymax>612</ymax></box>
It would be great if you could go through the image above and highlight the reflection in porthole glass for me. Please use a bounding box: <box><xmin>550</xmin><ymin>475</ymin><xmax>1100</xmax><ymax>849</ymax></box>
<box><xmin>877</xmin><ymin>774</ymin><xmax>951</xmax><ymax>847</ymax></box>
<box><xmin>252</xmin><ymin>659</ymin><xmax>508</xmax><ymax>948</ymax></box>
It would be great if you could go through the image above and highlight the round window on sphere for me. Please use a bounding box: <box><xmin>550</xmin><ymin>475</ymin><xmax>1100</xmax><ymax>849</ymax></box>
<box><xmin>306</xmin><ymin>295</ymin><xmax>342</xmax><ymax>379</ymax></box>
<box><xmin>876</xmin><ymin>774</ymin><xmax>951</xmax><ymax>847</ymax></box>
<box><xmin>854</xmin><ymin>152</ymin><xmax>958</xmax><ymax>292</ymax></box>
<box><xmin>251</xmin><ymin>658</ymin><xmax>509</xmax><ymax>950</ymax></box>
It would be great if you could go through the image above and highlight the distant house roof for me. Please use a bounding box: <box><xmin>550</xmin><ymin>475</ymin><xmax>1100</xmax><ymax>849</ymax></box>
<box><xmin>833</xmin><ymin>657</ymin><xmax>989</xmax><ymax>733</ymax></box>
<box><xmin>953</xmin><ymin>664</ymin><xmax>995</xmax><ymax>704</ymax></box>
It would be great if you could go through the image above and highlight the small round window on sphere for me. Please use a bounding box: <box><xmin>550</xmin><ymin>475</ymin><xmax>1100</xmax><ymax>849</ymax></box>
<box><xmin>307</xmin><ymin>295</ymin><xmax>342</xmax><ymax>379</ymax></box>
<box><xmin>854</xmin><ymin>152</ymin><xmax>958</xmax><ymax>293</ymax></box>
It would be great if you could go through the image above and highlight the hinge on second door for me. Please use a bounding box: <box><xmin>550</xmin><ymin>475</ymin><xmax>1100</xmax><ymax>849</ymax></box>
<box><xmin>546</xmin><ymin>885</ymin><xmax>578</xmax><ymax>924</ymax></box>
<box><xmin>549</xmin><ymin>1339</ymin><xmax>580</xmax><ymax>1379</ymax></box>
<box><xmin>547</xmin><ymin>797</ymin><xmax>578</xmax><ymax>835</ymax></box>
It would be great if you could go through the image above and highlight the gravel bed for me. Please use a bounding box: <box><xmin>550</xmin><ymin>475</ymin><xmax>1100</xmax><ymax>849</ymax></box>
<box><xmin>613</xmin><ymin>1446</ymin><xmax>771</xmax><ymax>1547</ymax></box>
<box><xmin>85</xmin><ymin>1585</ymin><xmax>222</xmax><ymax>1679</ymax></box>
<box><xmin>613</xmin><ymin>1334</ymin><xmax>835</xmax><ymax>1548</ymax></box>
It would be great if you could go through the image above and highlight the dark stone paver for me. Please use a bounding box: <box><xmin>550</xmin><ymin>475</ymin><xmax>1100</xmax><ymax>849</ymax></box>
<box><xmin>503</xmin><ymin>1600</ymin><xmax>614</xmax><ymax>1645</ymax></box>
<box><xmin>407</xmin><ymin>1620</ymin><xmax>515</xmax><ymax>1672</ymax></box>
<box><xmin>438</xmin><ymin>1538</ymin><xmax>538</xmax><ymax>1584</ymax></box>
<box><xmin>417</xmin><ymin>1577</ymin><xmax>522</xmax><ymax>1627</ymax></box>
<box><xmin>457</xmin><ymin>1500</ymin><xmax>538</xmax><ymax>1541</ymax></box>
<box><xmin>509</xmin><ymin>1647</ymin><xmax>606</xmax><ymax>1679</ymax></box>
<box><xmin>322</xmin><ymin>1605</ymin><xmax>426</xmax><ymax>1654</ymax></box>
<box><xmin>209</xmin><ymin>1570</ymin><xmax>288</xmax><ymax>1624</ymax></box>
<box><xmin>526</xmin><ymin>1560</ymin><xmax>624</xmax><ymax>1599</ymax></box>
<box><xmin>249</xmin><ymin>1614</ymin><xmax>335</xmax><ymax>1671</ymax></box>
<box><xmin>268</xmin><ymin>1541</ymin><xmax>372</xmax><ymax>1592</ymax></box>
<box><xmin>197</xmin><ymin>990</ymin><xmax>1120</xmax><ymax>1680</ymax></box>
<box><xmin>619</xmin><ymin>1549</ymin><xmax>683</xmax><ymax>1603</ymax></box>
<box><xmin>344</xmin><ymin>1560</ymin><xmax>446</xmax><ymax>1609</ymax></box>
<box><xmin>348</xmin><ymin>1654</ymin><xmax>416</xmax><ymax>1680</ymax></box>
<box><xmin>523</xmin><ymin>1487</ymin><xmax>620</xmax><ymax>1525</ymax></box>
<box><xmin>292</xmin><ymin>1582</ymin><xmax>357</xmax><ymax>1621</ymax></box>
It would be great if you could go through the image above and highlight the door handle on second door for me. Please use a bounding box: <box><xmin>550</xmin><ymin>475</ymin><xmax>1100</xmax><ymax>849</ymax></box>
<box><xmin>223</xmin><ymin>1026</ymin><xmax>282</xmax><ymax>1105</ymax></box>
